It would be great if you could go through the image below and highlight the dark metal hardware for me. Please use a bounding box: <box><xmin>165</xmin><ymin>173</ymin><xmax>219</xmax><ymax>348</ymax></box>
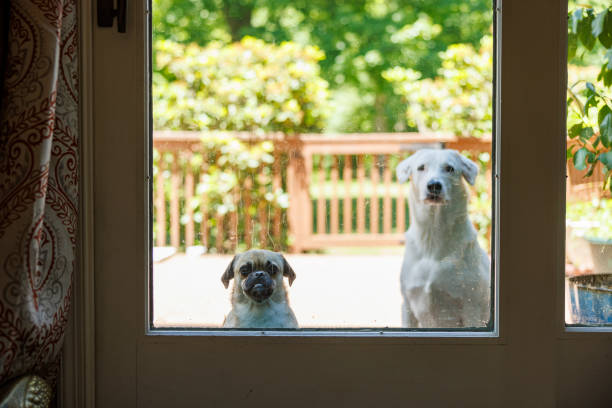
<box><xmin>97</xmin><ymin>0</ymin><xmax>127</xmax><ymax>33</ymax></box>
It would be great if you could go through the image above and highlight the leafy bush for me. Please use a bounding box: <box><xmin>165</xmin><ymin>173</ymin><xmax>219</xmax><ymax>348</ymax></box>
<box><xmin>153</xmin><ymin>134</ymin><xmax>290</xmax><ymax>253</ymax></box>
<box><xmin>464</xmin><ymin>152</ymin><xmax>492</xmax><ymax>252</ymax></box>
<box><xmin>153</xmin><ymin>0</ymin><xmax>493</xmax><ymax>132</ymax></box>
<box><xmin>383</xmin><ymin>36</ymin><xmax>493</xmax><ymax>138</ymax></box>
<box><xmin>567</xmin><ymin>6</ymin><xmax>612</xmax><ymax>192</ymax></box>
<box><xmin>153</xmin><ymin>37</ymin><xmax>329</xmax><ymax>133</ymax></box>
<box><xmin>384</xmin><ymin>39</ymin><xmax>493</xmax><ymax>249</ymax></box>
<box><xmin>153</xmin><ymin>37</ymin><xmax>329</xmax><ymax>252</ymax></box>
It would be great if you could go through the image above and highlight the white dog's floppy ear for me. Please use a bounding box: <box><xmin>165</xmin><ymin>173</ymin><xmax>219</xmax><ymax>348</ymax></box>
<box><xmin>396</xmin><ymin>155</ymin><xmax>414</xmax><ymax>183</ymax></box>
<box><xmin>279</xmin><ymin>254</ymin><xmax>296</xmax><ymax>286</ymax></box>
<box><xmin>221</xmin><ymin>255</ymin><xmax>239</xmax><ymax>289</ymax></box>
<box><xmin>458</xmin><ymin>154</ymin><xmax>479</xmax><ymax>186</ymax></box>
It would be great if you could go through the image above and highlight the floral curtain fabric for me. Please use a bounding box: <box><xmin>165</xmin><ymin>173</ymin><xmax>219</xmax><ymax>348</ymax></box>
<box><xmin>0</xmin><ymin>0</ymin><xmax>78</xmax><ymax>384</ymax></box>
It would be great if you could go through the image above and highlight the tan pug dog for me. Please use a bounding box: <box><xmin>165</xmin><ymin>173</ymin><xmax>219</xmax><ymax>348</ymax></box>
<box><xmin>221</xmin><ymin>249</ymin><xmax>298</xmax><ymax>328</ymax></box>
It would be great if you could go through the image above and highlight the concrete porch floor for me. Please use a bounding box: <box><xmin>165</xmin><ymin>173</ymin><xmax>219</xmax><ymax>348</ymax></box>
<box><xmin>153</xmin><ymin>254</ymin><xmax>404</xmax><ymax>328</ymax></box>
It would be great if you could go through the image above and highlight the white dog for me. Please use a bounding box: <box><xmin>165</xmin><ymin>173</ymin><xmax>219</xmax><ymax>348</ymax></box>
<box><xmin>396</xmin><ymin>149</ymin><xmax>490</xmax><ymax>328</ymax></box>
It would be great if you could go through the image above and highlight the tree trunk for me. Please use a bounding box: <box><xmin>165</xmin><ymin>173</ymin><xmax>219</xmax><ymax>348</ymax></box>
<box><xmin>222</xmin><ymin>2</ymin><xmax>253</xmax><ymax>42</ymax></box>
<box><xmin>374</xmin><ymin>93</ymin><xmax>387</xmax><ymax>132</ymax></box>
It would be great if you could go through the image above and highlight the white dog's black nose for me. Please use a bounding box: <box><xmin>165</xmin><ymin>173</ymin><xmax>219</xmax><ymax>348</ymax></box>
<box><xmin>427</xmin><ymin>180</ymin><xmax>442</xmax><ymax>194</ymax></box>
<box><xmin>254</xmin><ymin>271</ymin><xmax>265</xmax><ymax>278</ymax></box>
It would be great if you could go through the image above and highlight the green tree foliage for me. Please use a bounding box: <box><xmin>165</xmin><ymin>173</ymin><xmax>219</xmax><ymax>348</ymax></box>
<box><xmin>383</xmin><ymin>36</ymin><xmax>492</xmax><ymax>138</ymax></box>
<box><xmin>153</xmin><ymin>0</ymin><xmax>492</xmax><ymax>132</ymax></box>
<box><xmin>567</xmin><ymin>5</ymin><xmax>612</xmax><ymax>192</ymax></box>
<box><xmin>153</xmin><ymin>37</ymin><xmax>329</xmax><ymax>133</ymax></box>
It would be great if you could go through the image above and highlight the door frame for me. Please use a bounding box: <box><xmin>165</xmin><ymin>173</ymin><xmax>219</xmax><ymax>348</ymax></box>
<box><xmin>62</xmin><ymin>1</ymin><xmax>612</xmax><ymax>407</ymax></box>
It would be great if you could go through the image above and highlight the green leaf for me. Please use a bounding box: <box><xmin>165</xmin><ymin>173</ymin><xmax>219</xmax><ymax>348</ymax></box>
<box><xmin>599</xmin><ymin>105</ymin><xmax>612</xmax><ymax>126</ymax></box>
<box><xmin>573</xmin><ymin>147</ymin><xmax>589</xmax><ymax>171</ymax></box>
<box><xmin>585</xmin><ymin>163</ymin><xmax>595</xmax><ymax>177</ymax></box>
<box><xmin>593</xmin><ymin>136</ymin><xmax>601</xmax><ymax>149</ymax></box>
<box><xmin>568</xmin><ymin>33</ymin><xmax>578</xmax><ymax>61</ymax></box>
<box><xmin>571</xmin><ymin>9</ymin><xmax>583</xmax><ymax>34</ymax></box>
<box><xmin>598</xmin><ymin>10</ymin><xmax>612</xmax><ymax>48</ymax></box>
<box><xmin>585</xmin><ymin>82</ymin><xmax>596</xmax><ymax>94</ymax></box>
<box><xmin>584</xmin><ymin>94</ymin><xmax>598</xmax><ymax>114</ymax></box>
<box><xmin>599</xmin><ymin>112</ymin><xmax>612</xmax><ymax>148</ymax></box>
<box><xmin>598</xmin><ymin>64</ymin><xmax>612</xmax><ymax>87</ymax></box>
<box><xmin>579</xmin><ymin>12</ymin><xmax>597</xmax><ymax>50</ymax></box>
<box><xmin>580</xmin><ymin>126</ymin><xmax>594</xmax><ymax>141</ymax></box>
<box><xmin>599</xmin><ymin>151</ymin><xmax>612</xmax><ymax>170</ymax></box>
<box><xmin>587</xmin><ymin>151</ymin><xmax>596</xmax><ymax>164</ymax></box>
<box><xmin>592</xmin><ymin>9</ymin><xmax>607</xmax><ymax>38</ymax></box>
<box><xmin>569</xmin><ymin>123</ymin><xmax>583</xmax><ymax>138</ymax></box>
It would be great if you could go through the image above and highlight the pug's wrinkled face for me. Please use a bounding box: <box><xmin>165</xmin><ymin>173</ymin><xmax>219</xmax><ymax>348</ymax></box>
<box><xmin>221</xmin><ymin>250</ymin><xmax>296</xmax><ymax>303</ymax></box>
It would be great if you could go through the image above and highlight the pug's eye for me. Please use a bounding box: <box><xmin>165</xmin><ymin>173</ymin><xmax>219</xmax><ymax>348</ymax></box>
<box><xmin>266</xmin><ymin>262</ymin><xmax>279</xmax><ymax>275</ymax></box>
<box><xmin>417</xmin><ymin>164</ymin><xmax>425</xmax><ymax>171</ymax></box>
<box><xmin>239</xmin><ymin>264</ymin><xmax>251</xmax><ymax>276</ymax></box>
<box><xmin>445</xmin><ymin>165</ymin><xmax>455</xmax><ymax>173</ymax></box>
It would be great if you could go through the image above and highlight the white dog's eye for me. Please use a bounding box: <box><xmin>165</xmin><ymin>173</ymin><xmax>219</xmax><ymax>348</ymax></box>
<box><xmin>445</xmin><ymin>165</ymin><xmax>455</xmax><ymax>173</ymax></box>
<box><xmin>417</xmin><ymin>164</ymin><xmax>425</xmax><ymax>171</ymax></box>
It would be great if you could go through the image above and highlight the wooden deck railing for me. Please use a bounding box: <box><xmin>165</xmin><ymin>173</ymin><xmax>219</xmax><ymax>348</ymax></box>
<box><xmin>153</xmin><ymin>131</ymin><xmax>603</xmax><ymax>253</ymax></box>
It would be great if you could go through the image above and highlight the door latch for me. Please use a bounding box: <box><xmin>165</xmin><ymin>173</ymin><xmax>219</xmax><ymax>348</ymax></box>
<box><xmin>97</xmin><ymin>0</ymin><xmax>127</xmax><ymax>33</ymax></box>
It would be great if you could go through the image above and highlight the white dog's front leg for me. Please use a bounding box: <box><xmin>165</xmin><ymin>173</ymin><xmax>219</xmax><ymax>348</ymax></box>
<box><xmin>401</xmin><ymin>300</ymin><xmax>419</xmax><ymax>327</ymax></box>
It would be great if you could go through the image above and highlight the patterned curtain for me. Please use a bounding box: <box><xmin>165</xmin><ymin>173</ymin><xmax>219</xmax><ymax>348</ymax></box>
<box><xmin>0</xmin><ymin>0</ymin><xmax>78</xmax><ymax>386</ymax></box>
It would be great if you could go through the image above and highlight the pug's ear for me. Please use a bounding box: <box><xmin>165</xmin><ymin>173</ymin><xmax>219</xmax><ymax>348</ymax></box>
<box><xmin>457</xmin><ymin>153</ymin><xmax>479</xmax><ymax>186</ymax></box>
<box><xmin>221</xmin><ymin>255</ymin><xmax>238</xmax><ymax>289</ymax></box>
<box><xmin>280</xmin><ymin>255</ymin><xmax>296</xmax><ymax>286</ymax></box>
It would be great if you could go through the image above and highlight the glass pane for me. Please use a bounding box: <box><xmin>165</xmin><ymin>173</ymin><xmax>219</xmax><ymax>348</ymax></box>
<box><xmin>150</xmin><ymin>0</ymin><xmax>495</xmax><ymax>331</ymax></box>
<box><xmin>565</xmin><ymin>1</ymin><xmax>612</xmax><ymax>327</ymax></box>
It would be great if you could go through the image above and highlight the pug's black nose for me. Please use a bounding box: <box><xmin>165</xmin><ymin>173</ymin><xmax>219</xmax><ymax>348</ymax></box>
<box><xmin>427</xmin><ymin>180</ymin><xmax>442</xmax><ymax>194</ymax></box>
<box><xmin>254</xmin><ymin>271</ymin><xmax>265</xmax><ymax>278</ymax></box>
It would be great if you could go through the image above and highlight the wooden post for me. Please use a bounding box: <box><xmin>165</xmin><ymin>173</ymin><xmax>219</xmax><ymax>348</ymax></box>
<box><xmin>273</xmin><ymin>151</ymin><xmax>282</xmax><ymax>245</ymax></box>
<box><xmin>330</xmin><ymin>156</ymin><xmax>339</xmax><ymax>234</ymax></box>
<box><xmin>216</xmin><ymin>212</ymin><xmax>224</xmax><ymax>254</ymax></box>
<box><xmin>230</xmin><ymin>184</ymin><xmax>239</xmax><ymax>251</ymax></box>
<box><xmin>343</xmin><ymin>155</ymin><xmax>352</xmax><ymax>234</ymax></box>
<box><xmin>397</xmin><ymin>179</ymin><xmax>406</xmax><ymax>234</ymax></box>
<box><xmin>383</xmin><ymin>155</ymin><xmax>392</xmax><ymax>234</ymax></box>
<box><xmin>258</xmin><ymin>183</ymin><xmax>268</xmax><ymax>249</ymax></box>
<box><xmin>199</xmin><ymin>169</ymin><xmax>209</xmax><ymax>251</ymax></box>
<box><xmin>357</xmin><ymin>155</ymin><xmax>365</xmax><ymax>234</ymax></box>
<box><xmin>317</xmin><ymin>155</ymin><xmax>326</xmax><ymax>235</ymax></box>
<box><xmin>244</xmin><ymin>174</ymin><xmax>253</xmax><ymax>248</ymax></box>
<box><xmin>370</xmin><ymin>155</ymin><xmax>380</xmax><ymax>234</ymax></box>
<box><xmin>155</xmin><ymin>156</ymin><xmax>166</xmax><ymax>247</ymax></box>
<box><xmin>170</xmin><ymin>152</ymin><xmax>180</xmax><ymax>249</ymax></box>
<box><xmin>184</xmin><ymin>153</ymin><xmax>195</xmax><ymax>247</ymax></box>
<box><xmin>286</xmin><ymin>138</ymin><xmax>311</xmax><ymax>253</ymax></box>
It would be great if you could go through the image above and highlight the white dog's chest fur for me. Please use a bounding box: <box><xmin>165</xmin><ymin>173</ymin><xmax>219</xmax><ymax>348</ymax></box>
<box><xmin>223</xmin><ymin>299</ymin><xmax>298</xmax><ymax>328</ymax></box>
<box><xmin>401</xmin><ymin>225</ymin><xmax>490</xmax><ymax>328</ymax></box>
